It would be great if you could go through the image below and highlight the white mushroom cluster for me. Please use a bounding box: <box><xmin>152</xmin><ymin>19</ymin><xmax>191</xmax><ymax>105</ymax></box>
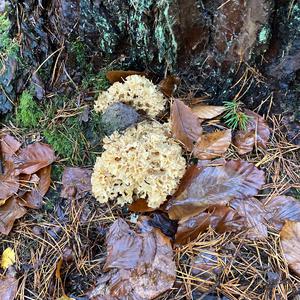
<box><xmin>94</xmin><ymin>75</ymin><xmax>166</xmax><ymax>118</ymax></box>
<box><xmin>91</xmin><ymin>121</ymin><xmax>186</xmax><ymax>208</ymax></box>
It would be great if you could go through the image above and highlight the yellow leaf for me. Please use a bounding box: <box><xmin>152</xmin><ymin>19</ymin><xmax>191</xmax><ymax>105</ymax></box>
<box><xmin>57</xmin><ymin>295</ymin><xmax>75</xmax><ymax>300</ymax></box>
<box><xmin>1</xmin><ymin>247</ymin><xmax>16</xmax><ymax>269</ymax></box>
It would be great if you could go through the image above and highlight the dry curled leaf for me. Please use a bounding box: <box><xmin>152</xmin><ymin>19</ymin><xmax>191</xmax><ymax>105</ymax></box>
<box><xmin>171</xmin><ymin>99</ymin><xmax>202</xmax><ymax>151</ymax></box>
<box><xmin>159</xmin><ymin>75</ymin><xmax>180</xmax><ymax>97</ymax></box>
<box><xmin>60</xmin><ymin>167</ymin><xmax>92</xmax><ymax>200</ymax></box>
<box><xmin>167</xmin><ymin>160</ymin><xmax>265</xmax><ymax>220</ymax></box>
<box><xmin>106</xmin><ymin>70</ymin><xmax>146</xmax><ymax>83</ymax></box>
<box><xmin>264</xmin><ymin>196</ymin><xmax>300</xmax><ymax>231</ymax></box>
<box><xmin>0</xmin><ymin>197</ymin><xmax>27</xmax><ymax>235</ymax></box>
<box><xmin>1</xmin><ymin>247</ymin><xmax>16</xmax><ymax>269</ymax></box>
<box><xmin>90</xmin><ymin>218</ymin><xmax>176</xmax><ymax>300</ymax></box>
<box><xmin>280</xmin><ymin>221</ymin><xmax>300</xmax><ymax>276</ymax></box>
<box><xmin>191</xmin><ymin>105</ymin><xmax>226</xmax><ymax>119</ymax></box>
<box><xmin>15</xmin><ymin>143</ymin><xmax>55</xmax><ymax>175</ymax></box>
<box><xmin>193</xmin><ymin>129</ymin><xmax>231</xmax><ymax>160</ymax></box>
<box><xmin>233</xmin><ymin>109</ymin><xmax>270</xmax><ymax>155</ymax></box>
<box><xmin>230</xmin><ymin>198</ymin><xmax>268</xmax><ymax>239</ymax></box>
<box><xmin>175</xmin><ymin>205</ymin><xmax>243</xmax><ymax>244</ymax></box>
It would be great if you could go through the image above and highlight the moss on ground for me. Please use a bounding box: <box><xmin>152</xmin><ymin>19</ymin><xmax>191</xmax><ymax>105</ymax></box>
<box><xmin>16</xmin><ymin>90</ymin><xmax>43</xmax><ymax>128</ymax></box>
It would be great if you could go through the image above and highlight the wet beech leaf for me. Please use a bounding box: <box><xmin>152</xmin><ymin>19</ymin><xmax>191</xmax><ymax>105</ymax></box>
<box><xmin>106</xmin><ymin>70</ymin><xmax>146</xmax><ymax>83</ymax></box>
<box><xmin>233</xmin><ymin>109</ymin><xmax>270</xmax><ymax>155</ymax></box>
<box><xmin>191</xmin><ymin>105</ymin><xmax>226</xmax><ymax>119</ymax></box>
<box><xmin>0</xmin><ymin>162</ymin><xmax>19</xmax><ymax>202</ymax></box>
<box><xmin>0</xmin><ymin>270</ymin><xmax>18</xmax><ymax>300</ymax></box>
<box><xmin>264</xmin><ymin>196</ymin><xmax>300</xmax><ymax>231</ymax></box>
<box><xmin>60</xmin><ymin>167</ymin><xmax>92</xmax><ymax>200</ymax></box>
<box><xmin>168</xmin><ymin>160</ymin><xmax>265</xmax><ymax>220</ymax></box>
<box><xmin>0</xmin><ymin>134</ymin><xmax>21</xmax><ymax>161</ymax></box>
<box><xmin>22</xmin><ymin>166</ymin><xmax>51</xmax><ymax>208</ymax></box>
<box><xmin>128</xmin><ymin>198</ymin><xmax>155</xmax><ymax>213</ymax></box>
<box><xmin>280</xmin><ymin>221</ymin><xmax>300</xmax><ymax>276</ymax></box>
<box><xmin>230</xmin><ymin>198</ymin><xmax>268</xmax><ymax>239</ymax></box>
<box><xmin>15</xmin><ymin>143</ymin><xmax>55</xmax><ymax>175</ymax></box>
<box><xmin>171</xmin><ymin>99</ymin><xmax>202</xmax><ymax>151</ymax></box>
<box><xmin>159</xmin><ymin>75</ymin><xmax>180</xmax><ymax>97</ymax></box>
<box><xmin>193</xmin><ymin>129</ymin><xmax>231</xmax><ymax>160</ymax></box>
<box><xmin>93</xmin><ymin>218</ymin><xmax>176</xmax><ymax>299</ymax></box>
<box><xmin>0</xmin><ymin>197</ymin><xmax>27</xmax><ymax>235</ymax></box>
<box><xmin>175</xmin><ymin>205</ymin><xmax>243</xmax><ymax>244</ymax></box>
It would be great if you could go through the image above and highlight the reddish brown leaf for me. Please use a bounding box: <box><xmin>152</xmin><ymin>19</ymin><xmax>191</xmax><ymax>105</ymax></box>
<box><xmin>230</xmin><ymin>198</ymin><xmax>268</xmax><ymax>239</ymax></box>
<box><xmin>0</xmin><ymin>162</ymin><xmax>19</xmax><ymax>202</ymax></box>
<box><xmin>0</xmin><ymin>134</ymin><xmax>21</xmax><ymax>161</ymax></box>
<box><xmin>193</xmin><ymin>129</ymin><xmax>232</xmax><ymax>160</ymax></box>
<box><xmin>191</xmin><ymin>105</ymin><xmax>226</xmax><ymax>119</ymax></box>
<box><xmin>167</xmin><ymin>160</ymin><xmax>265</xmax><ymax>220</ymax></box>
<box><xmin>128</xmin><ymin>198</ymin><xmax>155</xmax><ymax>213</ymax></box>
<box><xmin>280</xmin><ymin>221</ymin><xmax>300</xmax><ymax>276</ymax></box>
<box><xmin>21</xmin><ymin>166</ymin><xmax>51</xmax><ymax>208</ymax></box>
<box><xmin>106</xmin><ymin>70</ymin><xmax>146</xmax><ymax>84</ymax></box>
<box><xmin>159</xmin><ymin>75</ymin><xmax>180</xmax><ymax>97</ymax></box>
<box><xmin>60</xmin><ymin>167</ymin><xmax>92</xmax><ymax>200</ymax></box>
<box><xmin>264</xmin><ymin>196</ymin><xmax>300</xmax><ymax>231</ymax></box>
<box><xmin>15</xmin><ymin>143</ymin><xmax>55</xmax><ymax>175</ymax></box>
<box><xmin>171</xmin><ymin>99</ymin><xmax>203</xmax><ymax>151</ymax></box>
<box><xmin>92</xmin><ymin>218</ymin><xmax>176</xmax><ymax>299</ymax></box>
<box><xmin>0</xmin><ymin>270</ymin><xmax>18</xmax><ymax>300</ymax></box>
<box><xmin>233</xmin><ymin>109</ymin><xmax>270</xmax><ymax>155</ymax></box>
<box><xmin>175</xmin><ymin>205</ymin><xmax>243</xmax><ymax>244</ymax></box>
<box><xmin>0</xmin><ymin>197</ymin><xmax>27</xmax><ymax>235</ymax></box>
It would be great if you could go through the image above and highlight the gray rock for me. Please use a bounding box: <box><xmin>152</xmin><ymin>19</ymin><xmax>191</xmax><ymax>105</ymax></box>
<box><xmin>101</xmin><ymin>102</ymin><xmax>140</xmax><ymax>135</ymax></box>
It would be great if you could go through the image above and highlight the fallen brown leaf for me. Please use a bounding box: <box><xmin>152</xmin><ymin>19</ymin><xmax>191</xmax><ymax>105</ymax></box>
<box><xmin>0</xmin><ymin>162</ymin><xmax>19</xmax><ymax>203</ymax></box>
<box><xmin>159</xmin><ymin>75</ymin><xmax>180</xmax><ymax>97</ymax></box>
<box><xmin>21</xmin><ymin>166</ymin><xmax>51</xmax><ymax>208</ymax></box>
<box><xmin>90</xmin><ymin>218</ymin><xmax>176</xmax><ymax>299</ymax></box>
<box><xmin>15</xmin><ymin>143</ymin><xmax>55</xmax><ymax>175</ymax></box>
<box><xmin>60</xmin><ymin>167</ymin><xmax>92</xmax><ymax>200</ymax></box>
<box><xmin>0</xmin><ymin>268</ymin><xmax>18</xmax><ymax>300</ymax></box>
<box><xmin>106</xmin><ymin>70</ymin><xmax>146</xmax><ymax>84</ymax></box>
<box><xmin>193</xmin><ymin>129</ymin><xmax>231</xmax><ymax>160</ymax></box>
<box><xmin>264</xmin><ymin>196</ymin><xmax>300</xmax><ymax>231</ymax></box>
<box><xmin>171</xmin><ymin>99</ymin><xmax>202</xmax><ymax>151</ymax></box>
<box><xmin>191</xmin><ymin>105</ymin><xmax>226</xmax><ymax>119</ymax></box>
<box><xmin>0</xmin><ymin>197</ymin><xmax>27</xmax><ymax>235</ymax></box>
<box><xmin>280</xmin><ymin>221</ymin><xmax>300</xmax><ymax>276</ymax></box>
<box><xmin>233</xmin><ymin>109</ymin><xmax>270</xmax><ymax>155</ymax></box>
<box><xmin>175</xmin><ymin>205</ymin><xmax>243</xmax><ymax>244</ymax></box>
<box><xmin>128</xmin><ymin>198</ymin><xmax>155</xmax><ymax>213</ymax></box>
<box><xmin>0</xmin><ymin>134</ymin><xmax>21</xmax><ymax>161</ymax></box>
<box><xmin>230</xmin><ymin>198</ymin><xmax>268</xmax><ymax>239</ymax></box>
<box><xmin>167</xmin><ymin>160</ymin><xmax>265</xmax><ymax>220</ymax></box>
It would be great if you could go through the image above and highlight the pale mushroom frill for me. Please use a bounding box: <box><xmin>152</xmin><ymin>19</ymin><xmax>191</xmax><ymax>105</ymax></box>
<box><xmin>91</xmin><ymin>122</ymin><xmax>186</xmax><ymax>208</ymax></box>
<box><xmin>94</xmin><ymin>75</ymin><xmax>166</xmax><ymax>118</ymax></box>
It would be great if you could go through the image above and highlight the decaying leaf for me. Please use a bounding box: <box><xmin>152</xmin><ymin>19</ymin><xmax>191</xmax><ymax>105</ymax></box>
<box><xmin>171</xmin><ymin>99</ymin><xmax>202</xmax><ymax>151</ymax></box>
<box><xmin>22</xmin><ymin>166</ymin><xmax>51</xmax><ymax>208</ymax></box>
<box><xmin>60</xmin><ymin>167</ymin><xmax>92</xmax><ymax>200</ymax></box>
<box><xmin>230</xmin><ymin>198</ymin><xmax>267</xmax><ymax>239</ymax></box>
<box><xmin>265</xmin><ymin>196</ymin><xmax>300</xmax><ymax>231</ymax></box>
<box><xmin>168</xmin><ymin>160</ymin><xmax>265</xmax><ymax>220</ymax></box>
<box><xmin>193</xmin><ymin>129</ymin><xmax>231</xmax><ymax>160</ymax></box>
<box><xmin>280</xmin><ymin>221</ymin><xmax>300</xmax><ymax>276</ymax></box>
<box><xmin>233</xmin><ymin>109</ymin><xmax>270</xmax><ymax>155</ymax></box>
<box><xmin>175</xmin><ymin>205</ymin><xmax>243</xmax><ymax>244</ymax></box>
<box><xmin>191</xmin><ymin>104</ymin><xmax>226</xmax><ymax>119</ymax></box>
<box><xmin>0</xmin><ymin>197</ymin><xmax>27</xmax><ymax>235</ymax></box>
<box><xmin>0</xmin><ymin>269</ymin><xmax>18</xmax><ymax>300</ymax></box>
<box><xmin>106</xmin><ymin>70</ymin><xmax>146</xmax><ymax>83</ymax></box>
<box><xmin>1</xmin><ymin>247</ymin><xmax>16</xmax><ymax>269</ymax></box>
<box><xmin>89</xmin><ymin>218</ymin><xmax>176</xmax><ymax>299</ymax></box>
<box><xmin>159</xmin><ymin>75</ymin><xmax>180</xmax><ymax>97</ymax></box>
<box><xmin>15</xmin><ymin>143</ymin><xmax>55</xmax><ymax>175</ymax></box>
<box><xmin>0</xmin><ymin>162</ymin><xmax>19</xmax><ymax>202</ymax></box>
<box><xmin>128</xmin><ymin>198</ymin><xmax>155</xmax><ymax>213</ymax></box>
<box><xmin>0</xmin><ymin>134</ymin><xmax>21</xmax><ymax>161</ymax></box>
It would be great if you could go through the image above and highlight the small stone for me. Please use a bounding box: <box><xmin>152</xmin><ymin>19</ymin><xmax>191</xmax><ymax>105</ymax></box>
<box><xmin>101</xmin><ymin>102</ymin><xmax>140</xmax><ymax>135</ymax></box>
